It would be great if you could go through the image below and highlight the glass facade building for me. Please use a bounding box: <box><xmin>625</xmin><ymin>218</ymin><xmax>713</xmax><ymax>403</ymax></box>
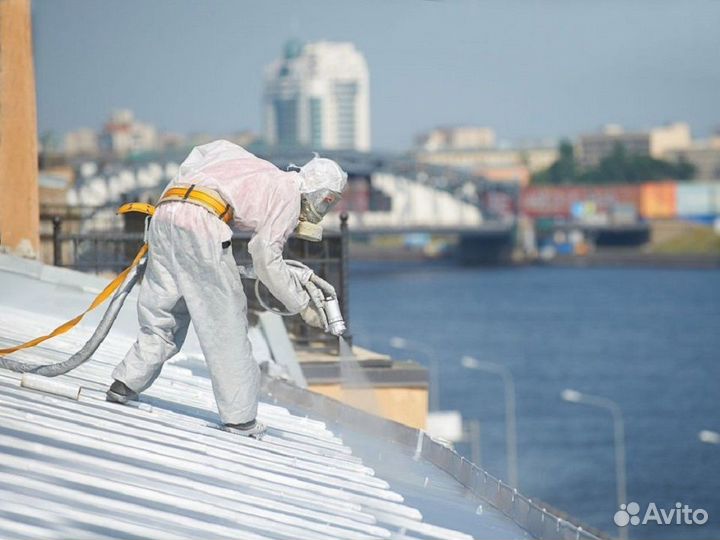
<box><xmin>264</xmin><ymin>41</ymin><xmax>370</xmax><ymax>151</ymax></box>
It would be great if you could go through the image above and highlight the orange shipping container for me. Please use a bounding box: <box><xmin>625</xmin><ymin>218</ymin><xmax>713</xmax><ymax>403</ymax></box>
<box><xmin>640</xmin><ymin>182</ymin><xmax>677</xmax><ymax>219</ymax></box>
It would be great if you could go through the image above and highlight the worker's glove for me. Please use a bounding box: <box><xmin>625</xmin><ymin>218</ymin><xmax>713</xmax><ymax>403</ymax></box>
<box><xmin>309</xmin><ymin>273</ymin><xmax>337</xmax><ymax>298</ymax></box>
<box><xmin>288</xmin><ymin>263</ymin><xmax>314</xmax><ymax>285</ymax></box>
<box><xmin>303</xmin><ymin>279</ymin><xmax>326</xmax><ymax>313</ymax></box>
<box><xmin>285</xmin><ymin>261</ymin><xmax>339</xmax><ymax>335</ymax></box>
<box><xmin>285</xmin><ymin>261</ymin><xmax>337</xmax><ymax>298</ymax></box>
<box><xmin>300</xmin><ymin>304</ymin><xmax>328</xmax><ymax>332</ymax></box>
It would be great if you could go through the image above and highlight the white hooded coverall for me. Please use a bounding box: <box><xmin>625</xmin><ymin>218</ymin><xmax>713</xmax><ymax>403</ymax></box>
<box><xmin>112</xmin><ymin>140</ymin><xmax>316</xmax><ymax>424</ymax></box>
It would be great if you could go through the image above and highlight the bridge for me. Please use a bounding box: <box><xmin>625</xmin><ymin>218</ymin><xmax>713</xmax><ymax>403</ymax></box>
<box><xmin>60</xmin><ymin>146</ymin><xmax>520</xmax><ymax>264</ymax></box>
<box><xmin>57</xmin><ymin>146</ymin><xmax>649</xmax><ymax>265</ymax></box>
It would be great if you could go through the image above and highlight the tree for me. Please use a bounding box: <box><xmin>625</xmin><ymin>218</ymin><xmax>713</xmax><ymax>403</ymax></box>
<box><xmin>532</xmin><ymin>140</ymin><xmax>577</xmax><ymax>185</ymax></box>
<box><xmin>531</xmin><ymin>141</ymin><xmax>696</xmax><ymax>185</ymax></box>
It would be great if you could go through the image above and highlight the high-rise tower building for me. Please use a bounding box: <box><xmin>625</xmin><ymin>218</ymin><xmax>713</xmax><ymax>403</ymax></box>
<box><xmin>263</xmin><ymin>40</ymin><xmax>370</xmax><ymax>152</ymax></box>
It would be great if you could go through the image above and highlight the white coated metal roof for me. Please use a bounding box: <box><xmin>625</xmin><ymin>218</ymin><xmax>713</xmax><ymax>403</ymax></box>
<box><xmin>0</xmin><ymin>254</ymin><xmax>594</xmax><ymax>540</ymax></box>
<box><xmin>0</xmin><ymin>255</ymin><xmax>474</xmax><ymax>539</ymax></box>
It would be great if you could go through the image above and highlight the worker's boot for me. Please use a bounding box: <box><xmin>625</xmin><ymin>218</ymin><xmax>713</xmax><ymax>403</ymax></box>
<box><xmin>106</xmin><ymin>380</ymin><xmax>139</xmax><ymax>404</ymax></box>
<box><xmin>223</xmin><ymin>419</ymin><xmax>267</xmax><ymax>438</ymax></box>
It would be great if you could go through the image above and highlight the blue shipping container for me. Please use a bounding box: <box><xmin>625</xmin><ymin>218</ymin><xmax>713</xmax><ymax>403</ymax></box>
<box><xmin>676</xmin><ymin>182</ymin><xmax>719</xmax><ymax>217</ymax></box>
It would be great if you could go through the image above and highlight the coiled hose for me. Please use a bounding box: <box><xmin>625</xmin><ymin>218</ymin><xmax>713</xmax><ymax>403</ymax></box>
<box><xmin>0</xmin><ymin>261</ymin><xmax>146</xmax><ymax>376</ymax></box>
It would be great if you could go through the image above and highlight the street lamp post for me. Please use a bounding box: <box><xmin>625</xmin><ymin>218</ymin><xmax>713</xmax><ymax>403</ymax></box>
<box><xmin>390</xmin><ymin>336</ymin><xmax>440</xmax><ymax>411</ymax></box>
<box><xmin>461</xmin><ymin>355</ymin><xmax>519</xmax><ymax>488</ymax></box>
<box><xmin>561</xmin><ymin>389</ymin><xmax>628</xmax><ymax>540</ymax></box>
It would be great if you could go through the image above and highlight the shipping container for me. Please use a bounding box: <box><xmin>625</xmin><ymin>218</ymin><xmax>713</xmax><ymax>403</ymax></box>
<box><xmin>571</xmin><ymin>201</ymin><xmax>598</xmax><ymax>220</ymax></box>
<box><xmin>611</xmin><ymin>203</ymin><xmax>638</xmax><ymax>224</ymax></box>
<box><xmin>639</xmin><ymin>182</ymin><xmax>676</xmax><ymax>219</ymax></box>
<box><xmin>713</xmin><ymin>183</ymin><xmax>720</xmax><ymax>215</ymax></box>
<box><xmin>521</xmin><ymin>185</ymin><xmax>640</xmax><ymax>219</ymax></box>
<box><xmin>677</xmin><ymin>183</ymin><xmax>714</xmax><ymax>217</ymax></box>
<box><xmin>521</xmin><ymin>186</ymin><xmax>571</xmax><ymax>218</ymax></box>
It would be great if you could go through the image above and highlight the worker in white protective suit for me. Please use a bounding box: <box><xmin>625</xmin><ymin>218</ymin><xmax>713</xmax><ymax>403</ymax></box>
<box><xmin>106</xmin><ymin>140</ymin><xmax>347</xmax><ymax>437</ymax></box>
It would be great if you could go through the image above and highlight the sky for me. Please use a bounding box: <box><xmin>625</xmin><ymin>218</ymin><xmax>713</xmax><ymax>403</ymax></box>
<box><xmin>33</xmin><ymin>0</ymin><xmax>720</xmax><ymax>151</ymax></box>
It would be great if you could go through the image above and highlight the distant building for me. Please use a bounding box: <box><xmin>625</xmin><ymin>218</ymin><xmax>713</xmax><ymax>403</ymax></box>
<box><xmin>158</xmin><ymin>131</ymin><xmax>188</xmax><ymax>151</ymax></box>
<box><xmin>413</xmin><ymin>126</ymin><xmax>553</xmax><ymax>186</ymax></box>
<box><xmin>184</xmin><ymin>131</ymin><xmax>258</xmax><ymax>150</ymax></box>
<box><xmin>224</xmin><ymin>131</ymin><xmax>260</xmax><ymax>148</ymax></box>
<box><xmin>479</xmin><ymin>165</ymin><xmax>531</xmax><ymax>187</ymax></box>
<box><xmin>415</xmin><ymin>145</ymin><xmax>557</xmax><ymax>187</ymax></box>
<box><xmin>415</xmin><ymin>126</ymin><xmax>496</xmax><ymax>151</ymax></box>
<box><xmin>99</xmin><ymin>109</ymin><xmax>159</xmax><ymax>157</ymax></box>
<box><xmin>664</xmin><ymin>134</ymin><xmax>720</xmax><ymax>180</ymax></box>
<box><xmin>578</xmin><ymin>122</ymin><xmax>691</xmax><ymax>166</ymax></box>
<box><xmin>263</xmin><ymin>40</ymin><xmax>370</xmax><ymax>151</ymax></box>
<box><xmin>650</xmin><ymin>123</ymin><xmax>692</xmax><ymax>157</ymax></box>
<box><xmin>38</xmin><ymin>168</ymin><xmax>73</xmax><ymax>207</ymax></box>
<box><xmin>64</xmin><ymin>128</ymin><xmax>99</xmax><ymax>157</ymax></box>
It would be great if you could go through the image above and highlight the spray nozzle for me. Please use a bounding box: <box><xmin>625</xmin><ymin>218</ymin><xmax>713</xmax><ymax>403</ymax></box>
<box><xmin>323</xmin><ymin>297</ymin><xmax>346</xmax><ymax>336</ymax></box>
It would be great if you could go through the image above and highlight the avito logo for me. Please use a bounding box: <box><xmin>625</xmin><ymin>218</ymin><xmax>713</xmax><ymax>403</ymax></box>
<box><xmin>614</xmin><ymin>502</ymin><xmax>708</xmax><ymax>527</ymax></box>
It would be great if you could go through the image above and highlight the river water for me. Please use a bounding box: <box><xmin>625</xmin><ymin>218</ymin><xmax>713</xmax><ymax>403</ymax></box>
<box><xmin>349</xmin><ymin>262</ymin><xmax>720</xmax><ymax>539</ymax></box>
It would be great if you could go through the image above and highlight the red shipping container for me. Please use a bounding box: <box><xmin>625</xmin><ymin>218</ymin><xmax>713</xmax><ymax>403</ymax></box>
<box><xmin>521</xmin><ymin>185</ymin><xmax>640</xmax><ymax>219</ymax></box>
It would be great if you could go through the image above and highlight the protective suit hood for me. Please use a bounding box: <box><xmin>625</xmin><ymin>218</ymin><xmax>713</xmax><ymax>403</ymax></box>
<box><xmin>297</xmin><ymin>156</ymin><xmax>347</xmax><ymax>194</ymax></box>
<box><xmin>182</xmin><ymin>139</ymin><xmax>252</xmax><ymax>167</ymax></box>
<box><xmin>294</xmin><ymin>156</ymin><xmax>347</xmax><ymax>242</ymax></box>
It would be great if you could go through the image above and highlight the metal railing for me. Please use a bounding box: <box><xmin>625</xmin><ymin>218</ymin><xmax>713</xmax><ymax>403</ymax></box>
<box><xmin>45</xmin><ymin>213</ymin><xmax>351</xmax><ymax>352</ymax></box>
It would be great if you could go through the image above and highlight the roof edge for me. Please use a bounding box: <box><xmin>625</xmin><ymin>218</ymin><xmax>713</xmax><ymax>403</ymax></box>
<box><xmin>262</xmin><ymin>377</ymin><xmax>607</xmax><ymax>540</ymax></box>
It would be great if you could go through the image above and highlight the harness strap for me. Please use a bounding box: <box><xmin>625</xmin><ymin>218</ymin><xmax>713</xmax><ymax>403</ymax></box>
<box><xmin>0</xmin><ymin>188</ymin><xmax>233</xmax><ymax>357</ymax></box>
<box><xmin>158</xmin><ymin>184</ymin><xmax>234</xmax><ymax>223</ymax></box>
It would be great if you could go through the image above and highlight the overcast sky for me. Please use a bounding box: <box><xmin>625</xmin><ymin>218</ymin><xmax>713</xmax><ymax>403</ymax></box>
<box><xmin>33</xmin><ymin>0</ymin><xmax>720</xmax><ymax>151</ymax></box>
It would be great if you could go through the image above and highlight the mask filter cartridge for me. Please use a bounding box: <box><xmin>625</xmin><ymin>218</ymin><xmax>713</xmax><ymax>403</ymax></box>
<box><xmin>295</xmin><ymin>221</ymin><xmax>323</xmax><ymax>242</ymax></box>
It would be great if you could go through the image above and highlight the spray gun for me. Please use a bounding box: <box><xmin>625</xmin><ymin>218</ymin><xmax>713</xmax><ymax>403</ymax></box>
<box><xmin>247</xmin><ymin>260</ymin><xmax>346</xmax><ymax>336</ymax></box>
<box><xmin>304</xmin><ymin>277</ymin><xmax>346</xmax><ymax>336</ymax></box>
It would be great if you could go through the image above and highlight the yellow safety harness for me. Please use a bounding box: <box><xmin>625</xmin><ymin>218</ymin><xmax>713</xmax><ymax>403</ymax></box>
<box><xmin>0</xmin><ymin>184</ymin><xmax>232</xmax><ymax>357</ymax></box>
<box><xmin>158</xmin><ymin>184</ymin><xmax>233</xmax><ymax>223</ymax></box>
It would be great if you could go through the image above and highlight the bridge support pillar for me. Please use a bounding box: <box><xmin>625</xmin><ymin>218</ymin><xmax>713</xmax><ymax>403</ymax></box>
<box><xmin>457</xmin><ymin>229</ymin><xmax>514</xmax><ymax>265</ymax></box>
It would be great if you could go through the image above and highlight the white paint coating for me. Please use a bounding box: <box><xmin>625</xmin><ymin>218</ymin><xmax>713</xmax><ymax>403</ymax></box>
<box><xmin>0</xmin><ymin>258</ymin><xmax>475</xmax><ymax>540</ymax></box>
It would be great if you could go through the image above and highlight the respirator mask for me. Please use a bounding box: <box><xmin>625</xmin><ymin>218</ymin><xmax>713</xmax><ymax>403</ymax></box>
<box><xmin>296</xmin><ymin>188</ymin><xmax>342</xmax><ymax>242</ymax></box>
<box><xmin>293</xmin><ymin>156</ymin><xmax>347</xmax><ymax>242</ymax></box>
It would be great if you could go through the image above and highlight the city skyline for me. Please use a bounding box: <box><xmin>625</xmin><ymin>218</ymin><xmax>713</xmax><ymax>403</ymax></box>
<box><xmin>33</xmin><ymin>0</ymin><xmax>720</xmax><ymax>150</ymax></box>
